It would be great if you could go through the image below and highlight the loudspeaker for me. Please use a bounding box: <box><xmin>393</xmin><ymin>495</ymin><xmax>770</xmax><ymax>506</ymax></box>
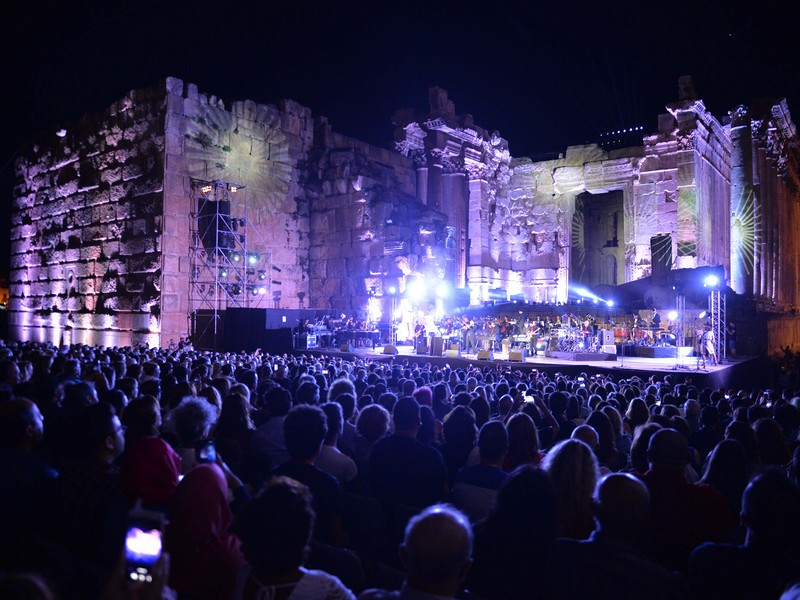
<box><xmin>450</xmin><ymin>343</ymin><xmax>460</xmax><ymax>351</ymax></box>
<box><xmin>477</xmin><ymin>350</ymin><xmax>493</xmax><ymax>360</ymax></box>
<box><xmin>340</xmin><ymin>343</ymin><xmax>354</xmax><ymax>352</ymax></box>
<box><xmin>598</xmin><ymin>330</ymin><xmax>614</xmax><ymax>346</ymax></box>
<box><xmin>509</xmin><ymin>350</ymin><xmax>526</xmax><ymax>362</ymax></box>
<box><xmin>198</xmin><ymin>198</ymin><xmax>234</xmax><ymax>253</ymax></box>
<box><xmin>430</xmin><ymin>336</ymin><xmax>444</xmax><ymax>357</ymax></box>
<box><xmin>383</xmin><ymin>345</ymin><xmax>399</xmax><ymax>355</ymax></box>
<box><xmin>601</xmin><ymin>344</ymin><xmax>617</xmax><ymax>354</ymax></box>
<box><xmin>445</xmin><ymin>349</ymin><xmax>460</xmax><ymax>358</ymax></box>
<box><xmin>416</xmin><ymin>344</ymin><xmax>428</xmax><ymax>355</ymax></box>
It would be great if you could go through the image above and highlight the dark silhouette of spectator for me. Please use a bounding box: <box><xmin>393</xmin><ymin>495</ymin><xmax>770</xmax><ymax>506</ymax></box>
<box><xmin>754</xmin><ymin>417</ymin><xmax>792</xmax><ymax>468</ymax></box>
<box><xmin>168</xmin><ymin>396</ymin><xmax>217</xmax><ymax>474</ymax></box>
<box><xmin>638</xmin><ymin>428</ymin><xmax>734</xmax><ymax>572</ymax></box>
<box><xmin>214</xmin><ymin>392</ymin><xmax>257</xmax><ymax>481</ymax></box>
<box><xmin>700</xmin><ymin>439</ymin><xmax>750</xmax><ymax>533</ymax></box>
<box><xmin>317</xmin><ymin>402</ymin><xmax>358</xmax><ymax>485</ymax></box>
<box><xmin>542</xmin><ymin>438</ymin><xmax>599</xmax><ymax>540</ymax></box>
<box><xmin>546</xmin><ymin>473</ymin><xmax>687</xmax><ymax>599</ymax></box>
<box><xmin>689</xmin><ymin>405</ymin><xmax>724</xmax><ymax>465</ymax></box>
<box><xmin>236</xmin><ymin>476</ymin><xmax>355</xmax><ymax>599</ymax></box>
<box><xmin>451</xmin><ymin>419</ymin><xmax>508</xmax><ymax>523</ymax></box>
<box><xmin>44</xmin><ymin>403</ymin><xmax>128</xmax><ymax>578</ymax></box>
<box><xmin>250</xmin><ymin>385</ymin><xmax>292</xmax><ymax>468</ymax></box>
<box><xmin>166</xmin><ymin>463</ymin><xmax>244</xmax><ymax>599</ymax></box>
<box><xmin>467</xmin><ymin>466</ymin><xmax>556</xmax><ymax>600</ymax></box>
<box><xmin>439</xmin><ymin>405</ymin><xmax>478</xmax><ymax>484</ymax></box>
<box><xmin>359</xmin><ymin>504</ymin><xmax>473</xmax><ymax>600</ymax></box>
<box><xmin>353</xmin><ymin>403</ymin><xmax>390</xmax><ymax>477</ymax></box>
<box><xmin>0</xmin><ymin>399</ymin><xmax>57</xmax><ymax>563</ymax></box>
<box><xmin>272</xmin><ymin>404</ymin><xmax>344</xmax><ymax>545</ymax></box>
<box><xmin>503</xmin><ymin>412</ymin><xmax>542</xmax><ymax>471</ymax></box>
<box><xmin>548</xmin><ymin>391</ymin><xmax>576</xmax><ymax>442</ymax></box>
<box><xmin>368</xmin><ymin>397</ymin><xmax>447</xmax><ymax>508</ymax></box>
<box><xmin>689</xmin><ymin>469</ymin><xmax>800</xmax><ymax>599</ymax></box>
<box><xmin>627</xmin><ymin>422</ymin><xmax>661</xmax><ymax>472</ymax></box>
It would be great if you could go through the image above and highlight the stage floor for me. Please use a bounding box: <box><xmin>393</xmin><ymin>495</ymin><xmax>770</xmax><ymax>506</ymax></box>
<box><xmin>301</xmin><ymin>342</ymin><xmax>757</xmax><ymax>388</ymax></box>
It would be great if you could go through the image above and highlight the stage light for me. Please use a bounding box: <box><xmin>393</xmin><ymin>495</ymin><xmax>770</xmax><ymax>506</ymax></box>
<box><xmin>668</xmin><ymin>310</ymin><xmax>678</xmax><ymax>320</ymax></box>
<box><xmin>247</xmin><ymin>253</ymin><xmax>260</xmax><ymax>265</ymax></box>
<box><xmin>201</xmin><ymin>184</ymin><xmax>212</xmax><ymax>194</ymax></box>
<box><xmin>606</xmin><ymin>300</ymin><xmax>614</xmax><ymax>307</ymax></box>
<box><xmin>232</xmin><ymin>252</ymin><xmax>242</xmax><ymax>262</ymax></box>
<box><xmin>258</xmin><ymin>270</ymin><xmax>266</xmax><ymax>280</ymax></box>
<box><xmin>698</xmin><ymin>311</ymin><xmax>707</xmax><ymax>319</ymax></box>
<box><xmin>220</xmin><ymin>268</ymin><xmax>228</xmax><ymax>278</ymax></box>
<box><xmin>387</xmin><ymin>285</ymin><xmax>398</xmax><ymax>295</ymax></box>
<box><xmin>435</xmin><ymin>282</ymin><xmax>449</xmax><ymax>298</ymax></box>
<box><xmin>229</xmin><ymin>185</ymin><xmax>238</xmax><ymax>193</ymax></box>
<box><xmin>232</xmin><ymin>285</ymin><xmax>241</xmax><ymax>296</ymax></box>
<box><xmin>257</xmin><ymin>286</ymin><xmax>266</xmax><ymax>294</ymax></box>
<box><xmin>407</xmin><ymin>278</ymin><xmax>426</xmax><ymax>298</ymax></box>
<box><xmin>704</xmin><ymin>274</ymin><xmax>720</xmax><ymax>287</ymax></box>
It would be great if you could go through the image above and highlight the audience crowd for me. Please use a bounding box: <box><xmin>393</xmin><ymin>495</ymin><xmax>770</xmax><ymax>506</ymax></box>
<box><xmin>0</xmin><ymin>339</ymin><xmax>799</xmax><ymax>599</ymax></box>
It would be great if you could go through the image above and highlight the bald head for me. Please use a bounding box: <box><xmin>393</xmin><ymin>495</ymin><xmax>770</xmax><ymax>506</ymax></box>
<box><xmin>593</xmin><ymin>473</ymin><xmax>650</xmax><ymax>540</ymax></box>
<box><xmin>647</xmin><ymin>428</ymin><xmax>688</xmax><ymax>471</ymax></box>
<box><xmin>401</xmin><ymin>504</ymin><xmax>473</xmax><ymax>595</ymax></box>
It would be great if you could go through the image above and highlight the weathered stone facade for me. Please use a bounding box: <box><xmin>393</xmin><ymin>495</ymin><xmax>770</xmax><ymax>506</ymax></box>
<box><xmin>10</xmin><ymin>77</ymin><xmax>800</xmax><ymax>349</ymax></box>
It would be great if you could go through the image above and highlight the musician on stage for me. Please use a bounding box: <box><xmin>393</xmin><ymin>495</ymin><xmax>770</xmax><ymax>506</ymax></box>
<box><xmin>414</xmin><ymin>321</ymin><xmax>427</xmax><ymax>352</ymax></box>
<box><xmin>651</xmin><ymin>308</ymin><xmax>661</xmax><ymax>329</ymax></box>
<box><xmin>699</xmin><ymin>324</ymin><xmax>718</xmax><ymax>368</ymax></box>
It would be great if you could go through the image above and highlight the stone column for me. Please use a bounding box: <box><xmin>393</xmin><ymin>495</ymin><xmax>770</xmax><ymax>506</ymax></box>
<box><xmin>729</xmin><ymin>106</ymin><xmax>754</xmax><ymax>295</ymax></box>
<box><xmin>416</xmin><ymin>166</ymin><xmax>429</xmax><ymax>206</ymax></box>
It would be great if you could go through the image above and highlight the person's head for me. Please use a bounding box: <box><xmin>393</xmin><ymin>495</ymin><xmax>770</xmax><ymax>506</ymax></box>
<box><xmin>571</xmin><ymin>424</ymin><xmax>599</xmax><ymax>451</ymax></box>
<box><xmin>80</xmin><ymin>401</ymin><xmax>125</xmax><ymax>462</ymax></box>
<box><xmin>741</xmin><ymin>469</ymin><xmax>800</xmax><ymax>551</ymax></box>
<box><xmin>122</xmin><ymin>395</ymin><xmax>162</xmax><ymax>443</ymax></box>
<box><xmin>117</xmin><ymin>377</ymin><xmax>139</xmax><ymax>403</ymax></box>
<box><xmin>753</xmin><ymin>417</ymin><xmax>792</xmax><ymax>467</ymax></box>
<box><xmin>629</xmin><ymin>422</ymin><xmax>662</xmax><ymax>472</ymax></box>
<box><xmin>0</xmin><ymin>398</ymin><xmax>45</xmax><ymax>450</ymax></box>
<box><xmin>238</xmin><ymin>476</ymin><xmax>315</xmax><ymax>574</ymax></box>
<box><xmin>393</xmin><ymin>397</ymin><xmax>422</xmax><ymax>435</ymax></box>
<box><xmin>626</xmin><ymin>397</ymin><xmax>650</xmax><ymax>428</ymax></box>
<box><xmin>505</xmin><ymin>412</ymin><xmax>539</xmax><ymax>466</ymax></box>
<box><xmin>320</xmin><ymin>402</ymin><xmax>343</xmax><ymax>445</ymax></box>
<box><xmin>647</xmin><ymin>428</ymin><xmax>688</xmax><ymax>472</ymax></box>
<box><xmin>215</xmin><ymin>393</ymin><xmax>254</xmax><ymax>438</ymax></box>
<box><xmin>328</xmin><ymin>377</ymin><xmax>356</xmax><ymax>403</ymax></box>
<box><xmin>442</xmin><ymin>405</ymin><xmax>478</xmax><ymax>448</ymax></box>
<box><xmin>333</xmin><ymin>392</ymin><xmax>356</xmax><ymax>422</ymax></box>
<box><xmin>356</xmin><ymin>403</ymin><xmax>390</xmax><ymax>442</ymax></box>
<box><xmin>593</xmin><ymin>473</ymin><xmax>651</xmax><ymax>541</ymax></box>
<box><xmin>542</xmin><ymin>438</ymin><xmax>599</xmax><ymax>536</ymax></box>
<box><xmin>283</xmin><ymin>404</ymin><xmax>327</xmax><ymax>461</ymax></box>
<box><xmin>400</xmin><ymin>504</ymin><xmax>473</xmax><ymax>596</ymax></box>
<box><xmin>295</xmin><ymin>381</ymin><xmax>320</xmax><ymax>405</ymax></box>
<box><xmin>62</xmin><ymin>381</ymin><xmax>98</xmax><ymax>410</ymax></box>
<box><xmin>170</xmin><ymin>396</ymin><xmax>217</xmax><ymax>447</ymax></box>
<box><xmin>477</xmin><ymin>420</ymin><xmax>509</xmax><ymax>465</ymax></box>
<box><xmin>264</xmin><ymin>385</ymin><xmax>292</xmax><ymax>417</ymax></box>
<box><xmin>489</xmin><ymin>465</ymin><xmax>557</xmax><ymax>538</ymax></box>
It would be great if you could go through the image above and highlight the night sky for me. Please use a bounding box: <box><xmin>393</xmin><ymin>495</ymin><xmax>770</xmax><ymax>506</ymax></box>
<box><xmin>2</xmin><ymin>0</ymin><xmax>798</xmax><ymax>279</ymax></box>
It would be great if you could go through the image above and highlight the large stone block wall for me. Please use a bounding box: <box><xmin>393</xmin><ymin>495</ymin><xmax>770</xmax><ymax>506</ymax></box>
<box><xmin>307</xmin><ymin>117</ymin><xmax>439</xmax><ymax>311</ymax></box>
<box><xmin>160</xmin><ymin>78</ymin><xmax>314</xmax><ymax>342</ymax></box>
<box><xmin>10</xmin><ymin>85</ymin><xmax>166</xmax><ymax>347</ymax></box>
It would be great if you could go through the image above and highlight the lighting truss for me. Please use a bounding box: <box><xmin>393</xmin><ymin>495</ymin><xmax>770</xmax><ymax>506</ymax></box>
<box><xmin>189</xmin><ymin>179</ymin><xmax>272</xmax><ymax>348</ymax></box>
<box><xmin>708</xmin><ymin>288</ymin><xmax>727</xmax><ymax>363</ymax></box>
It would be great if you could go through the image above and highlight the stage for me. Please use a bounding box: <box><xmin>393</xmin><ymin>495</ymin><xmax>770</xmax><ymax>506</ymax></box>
<box><xmin>299</xmin><ymin>342</ymin><xmax>772</xmax><ymax>390</ymax></box>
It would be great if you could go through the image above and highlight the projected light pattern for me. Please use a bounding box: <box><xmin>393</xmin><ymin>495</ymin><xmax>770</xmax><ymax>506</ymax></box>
<box><xmin>731</xmin><ymin>187</ymin><xmax>757</xmax><ymax>279</ymax></box>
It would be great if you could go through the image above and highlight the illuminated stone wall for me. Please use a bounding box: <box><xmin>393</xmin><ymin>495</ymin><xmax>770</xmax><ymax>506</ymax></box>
<box><xmin>11</xmin><ymin>78</ymin><xmax>800</xmax><ymax>348</ymax></box>
<box><xmin>10</xmin><ymin>86</ymin><xmax>166</xmax><ymax>347</ymax></box>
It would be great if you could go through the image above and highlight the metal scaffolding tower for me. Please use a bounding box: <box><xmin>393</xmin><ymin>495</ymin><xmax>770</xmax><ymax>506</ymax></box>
<box><xmin>708</xmin><ymin>288</ymin><xmax>727</xmax><ymax>362</ymax></box>
<box><xmin>189</xmin><ymin>179</ymin><xmax>271</xmax><ymax>349</ymax></box>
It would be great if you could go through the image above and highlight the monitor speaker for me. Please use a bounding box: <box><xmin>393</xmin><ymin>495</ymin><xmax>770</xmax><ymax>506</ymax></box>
<box><xmin>383</xmin><ymin>345</ymin><xmax>398</xmax><ymax>355</ymax></box>
<box><xmin>430</xmin><ymin>336</ymin><xmax>444</xmax><ymax>356</ymax></box>
<box><xmin>476</xmin><ymin>350</ymin><xmax>493</xmax><ymax>360</ymax></box>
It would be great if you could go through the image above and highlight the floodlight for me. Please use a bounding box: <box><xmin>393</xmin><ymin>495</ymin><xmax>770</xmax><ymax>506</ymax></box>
<box><xmin>231</xmin><ymin>252</ymin><xmax>242</xmax><ymax>262</ymax></box>
<box><xmin>668</xmin><ymin>310</ymin><xmax>678</xmax><ymax>320</ymax></box>
<box><xmin>704</xmin><ymin>274</ymin><xmax>720</xmax><ymax>287</ymax></box>
<box><xmin>407</xmin><ymin>278</ymin><xmax>426</xmax><ymax>298</ymax></box>
<box><xmin>435</xmin><ymin>282</ymin><xmax>449</xmax><ymax>298</ymax></box>
<box><xmin>387</xmin><ymin>285</ymin><xmax>398</xmax><ymax>295</ymax></box>
<box><xmin>606</xmin><ymin>300</ymin><xmax>614</xmax><ymax>307</ymax></box>
<box><xmin>698</xmin><ymin>311</ymin><xmax>707</xmax><ymax>319</ymax></box>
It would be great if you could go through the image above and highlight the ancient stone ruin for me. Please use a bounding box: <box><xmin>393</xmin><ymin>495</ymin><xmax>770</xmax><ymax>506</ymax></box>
<box><xmin>10</xmin><ymin>76</ymin><xmax>800</xmax><ymax>348</ymax></box>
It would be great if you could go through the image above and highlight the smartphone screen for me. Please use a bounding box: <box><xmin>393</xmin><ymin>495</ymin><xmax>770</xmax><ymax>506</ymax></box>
<box><xmin>125</xmin><ymin>510</ymin><xmax>164</xmax><ymax>582</ymax></box>
<box><xmin>195</xmin><ymin>440</ymin><xmax>217</xmax><ymax>464</ymax></box>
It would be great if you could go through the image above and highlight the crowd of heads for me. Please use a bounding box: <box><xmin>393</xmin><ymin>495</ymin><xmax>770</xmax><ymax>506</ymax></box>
<box><xmin>0</xmin><ymin>338</ymin><xmax>799</xmax><ymax>599</ymax></box>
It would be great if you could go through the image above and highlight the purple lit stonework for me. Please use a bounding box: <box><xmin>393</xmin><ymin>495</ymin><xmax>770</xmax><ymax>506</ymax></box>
<box><xmin>10</xmin><ymin>76</ymin><xmax>800</xmax><ymax>351</ymax></box>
